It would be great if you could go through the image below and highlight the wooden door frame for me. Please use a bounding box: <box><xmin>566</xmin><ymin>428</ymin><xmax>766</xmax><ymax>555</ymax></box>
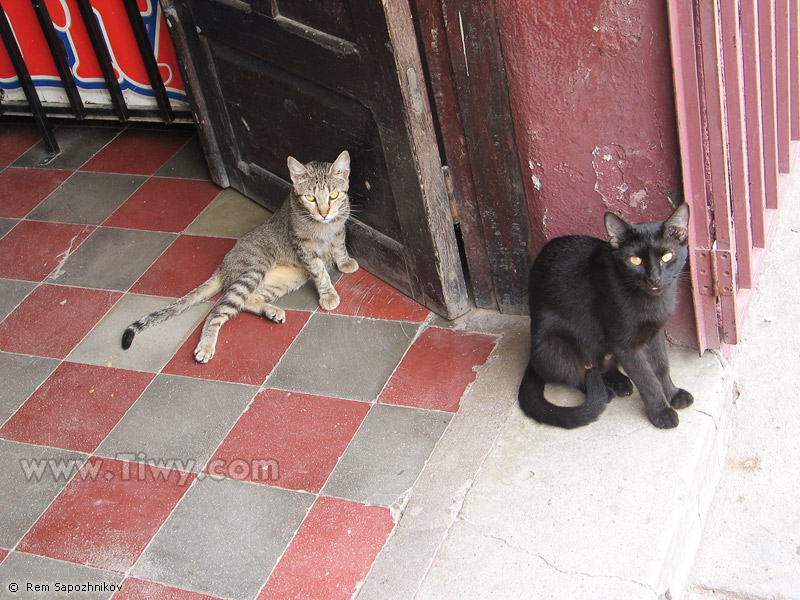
<box><xmin>163</xmin><ymin>0</ymin><xmax>530</xmax><ymax>317</ymax></box>
<box><xmin>413</xmin><ymin>0</ymin><xmax>532</xmax><ymax>314</ymax></box>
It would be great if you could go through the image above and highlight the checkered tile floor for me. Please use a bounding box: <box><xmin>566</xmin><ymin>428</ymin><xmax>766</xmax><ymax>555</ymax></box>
<box><xmin>0</xmin><ymin>119</ymin><xmax>497</xmax><ymax>599</ymax></box>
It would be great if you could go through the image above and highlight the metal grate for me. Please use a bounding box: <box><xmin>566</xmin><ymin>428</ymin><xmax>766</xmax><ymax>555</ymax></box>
<box><xmin>0</xmin><ymin>0</ymin><xmax>184</xmax><ymax>160</ymax></box>
<box><xmin>668</xmin><ymin>0</ymin><xmax>800</xmax><ymax>353</ymax></box>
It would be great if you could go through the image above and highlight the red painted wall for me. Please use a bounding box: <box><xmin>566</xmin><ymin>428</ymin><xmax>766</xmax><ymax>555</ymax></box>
<box><xmin>496</xmin><ymin>0</ymin><xmax>697</xmax><ymax>346</ymax></box>
<box><xmin>496</xmin><ymin>0</ymin><xmax>683</xmax><ymax>243</ymax></box>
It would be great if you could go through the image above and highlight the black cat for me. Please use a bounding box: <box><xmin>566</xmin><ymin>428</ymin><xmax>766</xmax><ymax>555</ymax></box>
<box><xmin>519</xmin><ymin>203</ymin><xmax>693</xmax><ymax>429</ymax></box>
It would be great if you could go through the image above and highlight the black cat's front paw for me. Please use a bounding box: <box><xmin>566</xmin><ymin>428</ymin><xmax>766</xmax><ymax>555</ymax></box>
<box><xmin>648</xmin><ymin>406</ymin><xmax>679</xmax><ymax>429</ymax></box>
<box><xmin>604</xmin><ymin>371</ymin><xmax>634</xmax><ymax>398</ymax></box>
<box><xmin>670</xmin><ymin>389</ymin><xmax>694</xmax><ymax>409</ymax></box>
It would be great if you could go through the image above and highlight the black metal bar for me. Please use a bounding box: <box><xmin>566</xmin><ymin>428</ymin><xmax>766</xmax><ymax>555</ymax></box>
<box><xmin>0</xmin><ymin>0</ymin><xmax>60</xmax><ymax>157</ymax></box>
<box><xmin>121</xmin><ymin>0</ymin><xmax>173</xmax><ymax>124</ymax></box>
<box><xmin>30</xmin><ymin>0</ymin><xmax>85</xmax><ymax>119</ymax></box>
<box><xmin>73</xmin><ymin>0</ymin><xmax>130</xmax><ymax>122</ymax></box>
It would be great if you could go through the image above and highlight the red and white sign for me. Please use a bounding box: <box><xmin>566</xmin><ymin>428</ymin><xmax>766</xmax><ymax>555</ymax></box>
<box><xmin>0</xmin><ymin>0</ymin><xmax>187</xmax><ymax>110</ymax></box>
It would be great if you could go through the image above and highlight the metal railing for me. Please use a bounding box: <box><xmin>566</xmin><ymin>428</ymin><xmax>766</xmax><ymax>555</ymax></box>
<box><xmin>0</xmin><ymin>0</ymin><xmax>185</xmax><ymax>160</ymax></box>
<box><xmin>668</xmin><ymin>0</ymin><xmax>799</xmax><ymax>352</ymax></box>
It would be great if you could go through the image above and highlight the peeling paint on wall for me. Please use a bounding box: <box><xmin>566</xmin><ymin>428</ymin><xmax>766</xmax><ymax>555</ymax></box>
<box><xmin>591</xmin><ymin>145</ymin><xmax>653</xmax><ymax>211</ymax></box>
<box><xmin>528</xmin><ymin>160</ymin><xmax>543</xmax><ymax>190</ymax></box>
<box><xmin>496</xmin><ymin>0</ymin><xmax>682</xmax><ymax>246</ymax></box>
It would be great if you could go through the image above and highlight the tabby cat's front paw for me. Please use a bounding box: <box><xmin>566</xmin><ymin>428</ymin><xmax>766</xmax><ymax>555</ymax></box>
<box><xmin>648</xmin><ymin>406</ymin><xmax>679</xmax><ymax>429</ymax></box>
<box><xmin>319</xmin><ymin>291</ymin><xmax>340</xmax><ymax>311</ymax></box>
<box><xmin>193</xmin><ymin>341</ymin><xmax>215</xmax><ymax>364</ymax></box>
<box><xmin>338</xmin><ymin>258</ymin><xmax>359</xmax><ymax>274</ymax></box>
<box><xmin>670</xmin><ymin>389</ymin><xmax>694</xmax><ymax>409</ymax></box>
<box><xmin>264</xmin><ymin>305</ymin><xmax>286</xmax><ymax>323</ymax></box>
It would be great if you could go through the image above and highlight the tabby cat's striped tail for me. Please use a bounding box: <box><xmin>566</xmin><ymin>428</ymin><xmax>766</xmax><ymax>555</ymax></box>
<box><xmin>121</xmin><ymin>274</ymin><xmax>223</xmax><ymax>350</ymax></box>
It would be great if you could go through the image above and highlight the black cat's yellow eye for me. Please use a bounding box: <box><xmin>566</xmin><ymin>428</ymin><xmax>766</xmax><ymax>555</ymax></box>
<box><xmin>661</xmin><ymin>252</ymin><xmax>674</xmax><ymax>263</ymax></box>
<box><xmin>303</xmin><ymin>194</ymin><xmax>316</xmax><ymax>203</ymax></box>
<box><xmin>329</xmin><ymin>192</ymin><xmax>340</xmax><ymax>200</ymax></box>
<box><xmin>629</xmin><ymin>256</ymin><xmax>642</xmax><ymax>266</ymax></box>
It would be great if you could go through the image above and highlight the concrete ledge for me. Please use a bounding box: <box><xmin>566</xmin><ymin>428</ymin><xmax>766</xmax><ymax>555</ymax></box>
<box><xmin>358</xmin><ymin>326</ymin><xmax>734</xmax><ymax>600</ymax></box>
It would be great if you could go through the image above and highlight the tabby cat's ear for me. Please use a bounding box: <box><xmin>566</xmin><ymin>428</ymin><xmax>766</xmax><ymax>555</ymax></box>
<box><xmin>287</xmin><ymin>156</ymin><xmax>310</xmax><ymax>184</ymax></box>
<box><xmin>664</xmin><ymin>203</ymin><xmax>690</xmax><ymax>243</ymax></box>
<box><xmin>329</xmin><ymin>150</ymin><xmax>351</xmax><ymax>180</ymax></box>
<box><xmin>604</xmin><ymin>212</ymin><xmax>630</xmax><ymax>249</ymax></box>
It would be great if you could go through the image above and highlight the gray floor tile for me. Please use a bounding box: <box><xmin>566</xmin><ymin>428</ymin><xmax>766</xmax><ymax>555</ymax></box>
<box><xmin>0</xmin><ymin>218</ymin><xmax>16</xmax><ymax>239</ymax></box>
<box><xmin>0</xmin><ymin>439</ymin><xmax>87</xmax><ymax>548</ymax></box>
<box><xmin>132</xmin><ymin>477</ymin><xmax>313</xmax><ymax>600</ymax></box>
<box><xmin>95</xmin><ymin>374</ymin><xmax>257</xmax><ymax>473</ymax></box>
<box><xmin>67</xmin><ymin>293</ymin><xmax>210</xmax><ymax>373</ymax></box>
<box><xmin>0</xmin><ymin>279</ymin><xmax>36</xmax><ymax>323</ymax></box>
<box><xmin>13</xmin><ymin>126</ymin><xmax>121</xmax><ymax>170</ymax></box>
<box><xmin>0</xmin><ymin>551</ymin><xmax>122</xmax><ymax>598</ymax></box>
<box><xmin>47</xmin><ymin>227</ymin><xmax>175</xmax><ymax>291</ymax></box>
<box><xmin>0</xmin><ymin>352</ymin><xmax>59</xmax><ymax>426</ymax></box>
<box><xmin>155</xmin><ymin>136</ymin><xmax>212</xmax><ymax>180</ymax></box>
<box><xmin>185</xmin><ymin>188</ymin><xmax>271</xmax><ymax>239</ymax></box>
<box><xmin>267</xmin><ymin>313</ymin><xmax>420</xmax><ymax>402</ymax></box>
<box><xmin>27</xmin><ymin>172</ymin><xmax>146</xmax><ymax>225</ymax></box>
<box><xmin>322</xmin><ymin>403</ymin><xmax>451</xmax><ymax>507</ymax></box>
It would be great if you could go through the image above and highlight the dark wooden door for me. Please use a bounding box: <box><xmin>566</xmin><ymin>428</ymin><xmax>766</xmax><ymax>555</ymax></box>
<box><xmin>160</xmin><ymin>0</ymin><xmax>469</xmax><ymax>319</ymax></box>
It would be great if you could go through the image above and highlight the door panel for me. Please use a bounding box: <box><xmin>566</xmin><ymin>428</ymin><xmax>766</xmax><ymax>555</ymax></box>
<box><xmin>161</xmin><ymin>0</ymin><xmax>469</xmax><ymax>318</ymax></box>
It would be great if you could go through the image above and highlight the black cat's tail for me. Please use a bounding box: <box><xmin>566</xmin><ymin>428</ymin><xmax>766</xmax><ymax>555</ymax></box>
<box><xmin>518</xmin><ymin>365</ymin><xmax>609</xmax><ymax>429</ymax></box>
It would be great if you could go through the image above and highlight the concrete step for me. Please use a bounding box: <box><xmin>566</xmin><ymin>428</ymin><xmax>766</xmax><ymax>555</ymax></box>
<box><xmin>684</xmin><ymin>166</ymin><xmax>800</xmax><ymax>600</ymax></box>
<box><xmin>357</xmin><ymin>310</ymin><xmax>734</xmax><ymax>600</ymax></box>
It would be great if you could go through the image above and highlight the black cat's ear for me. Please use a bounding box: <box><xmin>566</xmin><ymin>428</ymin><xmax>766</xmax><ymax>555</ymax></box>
<box><xmin>287</xmin><ymin>156</ymin><xmax>310</xmax><ymax>184</ymax></box>
<box><xmin>329</xmin><ymin>150</ymin><xmax>351</xmax><ymax>180</ymax></box>
<box><xmin>664</xmin><ymin>203</ymin><xmax>690</xmax><ymax>243</ymax></box>
<box><xmin>604</xmin><ymin>212</ymin><xmax>630</xmax><ymax>249</ymax></box>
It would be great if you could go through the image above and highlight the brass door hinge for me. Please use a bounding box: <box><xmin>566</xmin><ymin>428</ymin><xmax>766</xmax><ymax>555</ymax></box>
<box><xmin>693</xmin><ymin>247</ymin><xmax>734</xmax><ymax>297</ymax></box>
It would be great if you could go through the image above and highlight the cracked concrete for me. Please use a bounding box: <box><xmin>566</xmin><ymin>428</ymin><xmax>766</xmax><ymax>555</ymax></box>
<box><xmin>356</xmin><ymin>310</ymin><xmax>732</xmax><ymax>599</ymax></box>
<box><xmin>684</xmin><ymin>169</ymin><xmax>800</xmax><ymax>600</ymax></box>
<box><xmin>418</xmin><ymin>351</ymin><xmax>728</xmax><ymax>600</ymax></box>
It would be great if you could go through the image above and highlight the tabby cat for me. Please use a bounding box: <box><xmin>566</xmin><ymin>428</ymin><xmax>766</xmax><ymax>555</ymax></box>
<box><xmin>122</xmin><ymin>150</ymin><xmax>358</xmax><ymax>363</ymax></box>
<box><xmin>518</xmin><ymin>203</ymin><xmax>693</xmax><ymax>429</ymax></box>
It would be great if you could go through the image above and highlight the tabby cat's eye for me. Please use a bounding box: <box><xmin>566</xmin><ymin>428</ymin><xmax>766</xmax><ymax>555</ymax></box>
<box><xmin>629</xmin><ymin>256</ymin><xmax>642</xmax><ymax>266</ymax></box>
<box><xmin>303</xmin><ymin>194</ymin><xmax>316</xmax><ymax>202</ymax></box>
<box><xmin>661</xmin><ymin>252</ymin><xmax>674</xmax><ymax>263</ymax></box>
<box><xmin>329</xmin><ymin>192</ymin><xmax>340</xmax><ymax>200</ymax></box>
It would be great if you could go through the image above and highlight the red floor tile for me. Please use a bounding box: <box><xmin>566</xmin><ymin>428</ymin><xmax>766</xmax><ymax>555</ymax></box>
<box><xmin>0</xmin><ymin>122</ymin><xmax>41</xmax><ymax>165</ymax></box>
<box><xmin>0</xmin><ymin>285</ymin><xmax>121</xmax><ymax>358</ymax></box>
<box><xmin>335</xmin><ymin>269</ymin><xmax>430</xmax><ymax>322</ymax></box>
<box><xmin>103</xmin><ymin>178</ymin><xmax>220</xmax><ymax>232</ymax></box>
<box><xmin>0</xmin><ymin>221</ymin><xmax>94</xmax><ymax>281</ymax></box>
<box><xmin>208</xmin><ymin>389</ymin><xmax>369</xmax><ymax>492</ymax></box>
<box><xmin>379</xmin><ymin>327</ymin><xmax>497</xmax><ymax>412</ymax></box>
<box><xmin>0</xmin><ymin>362</ymin><xmax>154</xmax><ymax>453</ymax></box>
<box><xmin>130</xmin><ymin>235</ymin><xmax>235</xmax><ymax>298</ymax></box>
<box><xmin>0</xmin><ymin>167</ymin><xmax>71</xmax><ymax>218</ymax></box>
<box><xmin>112</xmin><ymin>578</ymin><xmax>224</xmax><ymax>600</ymax></box>
<box><xmin>162</xmin><ymin>310</ymin><xmax>311</xmax><ymax>386</ymax></box>
<box><xmin>18</xmin><ymin>458</ymin><xmax>194</xmax><ymax>573</ymax></box>
<box><xmin>81</xmin><ymin>129</ymin><xmax>192</xmax><ymax>175</ymax></box>
<box><xmin>0</xmin><ymin>548</ymin><xmax>7</xmax><ymax>564</ymax></box>
<box><xmin>258</xmin><ymin>496</ymin><xmax>395</xmax><ymax>600</ymax></box>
